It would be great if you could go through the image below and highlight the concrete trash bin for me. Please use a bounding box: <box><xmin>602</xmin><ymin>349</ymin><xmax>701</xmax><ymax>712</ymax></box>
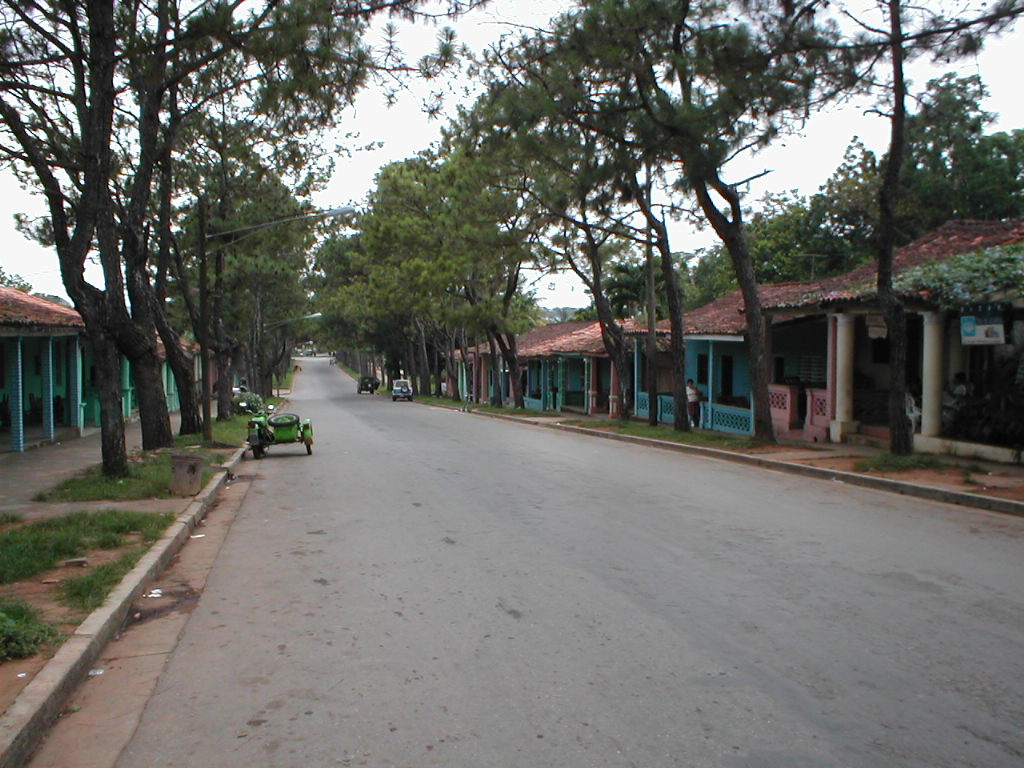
<box><xmin>169</xmin><ymin>454</ymin><xmax>204</xmax><ymax>496</ymax></box>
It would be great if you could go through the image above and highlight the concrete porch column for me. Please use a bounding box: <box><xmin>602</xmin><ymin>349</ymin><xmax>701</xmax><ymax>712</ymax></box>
<box><xmin>70</xmin><ymin>338</ymin><xmax>84</xmax><ymax>433</ymax></box>
<box><xmin>609</xmin><ymin>362</ymin><xmax>621</xmax><ymax>418</ymax></box>
<box><xmin>585</xmin><ymin>357</ymin><xmax>596</xmax><ymax>414</ymax></box>
<box><xmin>42</xmin><ymin>336</ymin><xmax>55</xmax><ymax>440</ymax></box>
<box><xmin>829</xmin><ymin>313</ymin><xmax>859</xmax><ymax>442</ymax></box>
<box><xmin>920</xmin><ymin>311</ymin><xmax>945</xmax><ymax>437</ymax></box>
<box><xmin>6</xmin><ymin>338</ymin><xmax>25</xmax><ymax>452</ymax></box>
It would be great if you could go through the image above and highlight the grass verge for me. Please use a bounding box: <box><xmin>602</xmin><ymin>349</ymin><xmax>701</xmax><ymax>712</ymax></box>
<box><xmin>0</xmin><ymin>509</ymin><xmax>174</xmax><ymax>584</ymax></box>
<box><xmin>35</xmin><ymin>451</ymin><xmax>215</xmax><ymax>502</ymax></box>
<box><xmin>58</xmin><ymin>552</ymin><xmax>146</xmax><ymax>613</ymax></box>
<box><xmin>563</xmin><ymin>419</ymin><xmax>765</xmax><ymax>451</ymax></box>
<box><xmin>1</xmin><ymin>601</ymin><xmax>61</xmax><ymax>662</ymax></box>
<box><xmin>854</xmin><ymin>453</ymin><xmax>945</xmax><ymax>473</ymax></box>
<box><xmin>174</xmin><ymin>412</ymin><xmax>252</xmax><ymax>451</ymax></box>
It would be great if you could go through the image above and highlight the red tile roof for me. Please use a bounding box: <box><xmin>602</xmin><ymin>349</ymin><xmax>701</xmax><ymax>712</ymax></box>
<box><xmin>682</xmin><ymin>283</ymin><xmax>814</xmax><ymax>335</ymax></box>
<box><xmin>768</xmin><ymin>218</ymin><xmax>1024</xmax><ymax>310</ymax></box>
<box><xmin>684</xmin><ymin>218</ymin><xmax>1024</xmax><ymax>332</ymax></box>
<box><xmin>475</xmin><ymin>319</ymin><xmax>651</xmax><ymax>359</ymax></box>
<box><xmin>514</xmin><ymin>321</ymin><xmax>594</xmax><ymax>356</ymax></box>
<box><xmin>0</xmin><ymin>286</ymin><xmax>84</xmax><ymax>331</ymax></box>
<box><xmin>471</xmin><ymin>219</ymin><xmax>1024</xmax><ymax>351</ymax></box>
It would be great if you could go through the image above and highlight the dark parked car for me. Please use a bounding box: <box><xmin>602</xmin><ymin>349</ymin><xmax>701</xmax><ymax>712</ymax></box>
<box><xmin>357</xmin><ymin>376</ymin><xmax>380</xmax><ymax>394</ymax></box>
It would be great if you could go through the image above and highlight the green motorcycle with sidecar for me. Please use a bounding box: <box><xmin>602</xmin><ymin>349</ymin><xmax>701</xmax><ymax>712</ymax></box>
<box><xmin>242</xmin><ymin>402</ymin><xmax>313</xmax><ymax>459</ymax></box>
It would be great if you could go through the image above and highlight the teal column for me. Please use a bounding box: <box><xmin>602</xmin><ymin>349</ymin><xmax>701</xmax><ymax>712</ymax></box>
<box><xmin>167</xmin><ymin>362</ymin><xmax>180</xmax><ymax>412</ymax></box>
<box><xmin>42</xmin><ymin>337</ymin><xmax>55</xmax><ymax>440</ymax></box>
<box><xmin>557</xmin><ymin>358</ymin><xmax>566</xmax><ymax>411</ymax></box>
<box><xmin>633</xmin><ymin>341</ymin><xmax>640</xmax><ymax>414</ymax></box>
<box><xmin>6</xmin><ymin>338</ymin><xmax>24</xmax><ymax>452</ymax></box>
<box><xmin>584</xmin><ymin>357</ymin><xmax>592</xmax><ymax>415</ymax></box>
<box><xmin>70</xmin><ymin>339</ymin><xmax>83</xmax><ymax>432</ymax></box>
<box><xmin>541</xmin><ymin>360</ymin><xmax>549</xmax><ymax>410</ymax></box>
<box><xmin>121</xmin><ymin>355</ymin><xmax>131</xmax><ymax>419</ymax></box>
<box><xmin>707</xmin><ymin>340</ymin><xmax>716</xmax><ymax>430</ymax></box>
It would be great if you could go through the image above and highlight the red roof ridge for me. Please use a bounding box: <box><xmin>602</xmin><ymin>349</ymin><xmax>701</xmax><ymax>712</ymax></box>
<box><xmin>0</xmin><ymin>285</ymin><xmax>84</xmax><ymax>329</ymax></box>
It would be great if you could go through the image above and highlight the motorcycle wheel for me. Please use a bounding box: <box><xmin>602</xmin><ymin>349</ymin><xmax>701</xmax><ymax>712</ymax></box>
<box><xmin>252</xmin><ymin>444</ymin><xmax>266</xmax><ymax>459</ymax></box>
<box><xmin>305</xmin><ymin>438</ymin><xmax>313</xmax><ymax>455</ymax></box>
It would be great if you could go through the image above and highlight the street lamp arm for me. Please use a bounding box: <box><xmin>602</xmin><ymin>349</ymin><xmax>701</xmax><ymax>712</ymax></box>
<box><xmin>264</xmin><ymin>311</ymin><xmax>323</xmax><ymax>331</ymax></box>
<box><xmin>206</xmin><ymin>206</ymin><xmax>356</xmax><ymax>240</ymax></box>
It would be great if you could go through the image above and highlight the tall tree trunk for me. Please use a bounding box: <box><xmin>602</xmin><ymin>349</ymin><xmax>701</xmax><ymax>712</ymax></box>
<box><xmin>565</xmin><ymin>229</ymin><xmax>633</xmax><ymax>420</ymax></box>
<box><xmin>123</xmin><ymin>260</ymin><xmax>174</xmax><ymax>449</ymax></box>
<box><xmin>99</xmin><ymin>177</ymin><xmax>171</xmax><ymax>451</ymax></box>
<box><xmin>645</xmin><ymin>225</ymin><xmax>658</xmax><ymax>427</ymax></box>
<box><xmin>115</xmin><ymin>7</ymin><xmax>173</xmax><ymax>451</ymax></box>
<box><xmin>598</xmin><ymin>321</ymin><xmax>634</xmax><ymax>421</ymax></box>
<box><xmin>655</xmin><ymin>227</ymin><xmax>688</xmax><ymax>432</ymax></box>
<box><xmin>879</xmin><ymin>0</ymin><xmax>914</xmax><ymax>455</ymax></box>
<box><xmin>631</xmin><ymin>171</ymin><xmax>689</xmax><ymax>431</ymax></box>
<box><xmin>693</xmin><ymin>176</ymin><xmax>775</xmax><ymax>441</ymax></box>
<box><xmin>90</xmin><ymin>329</ymin><xmax>129</xmax><ymax>476</ymax></box>
<box><xmin>214</xmin><ymin>321</ymin><xmax>239</xmax><ymax>421</ymax></box>
<box><xmin>490</xmin><ymin>329</ymin><xmax>523</xmax><ymax>408</ymax></box>
<box><xmin>129</xmin><ymin>353</ymin><xmax>172</xmax><ymax>446</ymax></box>
<box><xmin>416</xmin><ymin>318</ymin><xmax>431</xmax><ymax>398</ymax></box>
<box><xmin>154</xmin><ymin>141</ymin><xmax>201</xmax><ymax>435</ymax></box>
<box><xmin>4</xmin><ymin>0</ymin><xmax>130</xmax><ymax>475</ymax></box>
<box><xmin>155</xmin><ymin>315</ymin><xmax>201</xmax><ymax>435</ymax></box>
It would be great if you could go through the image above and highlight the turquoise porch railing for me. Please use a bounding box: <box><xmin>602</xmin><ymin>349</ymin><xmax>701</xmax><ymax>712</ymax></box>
<box><xmin>636</xmin><ymin>392</ymin><xmax>677</xmax><ymax>424</ymax></box>
<box><xmin>636</xmin><ymin>391</ymin><xmax>650</xmax><ymax>418</ymax></box>
<box><xmin>523</xmin><ymin>396</ymin><xmax>544</xmax><ymax>411</ymax></box>
<box><xmin>700</xmin><ymin>402</ymin><xmax>754</xmax><ymax>434</ymax></box>
<box><xmin>657</xmin><ymin>394</ymin><xmax>675</xmax><ymax>423</ymax></box>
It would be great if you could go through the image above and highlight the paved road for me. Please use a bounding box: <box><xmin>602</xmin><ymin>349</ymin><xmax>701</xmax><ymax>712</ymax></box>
<box><xmin>115</xmin><ymin>357</ymin><xmax>1024</xmax><ymax>768</ymax></box>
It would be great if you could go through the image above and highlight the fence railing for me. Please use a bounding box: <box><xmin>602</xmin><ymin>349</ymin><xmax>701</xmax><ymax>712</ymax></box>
<box><xmin>701</xmin><ymin>402</ymin><xmax>754</xmax><ymax>434</ymax></box>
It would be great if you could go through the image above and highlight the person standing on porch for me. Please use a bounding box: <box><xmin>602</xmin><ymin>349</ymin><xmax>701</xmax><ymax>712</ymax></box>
<box><xmin>686</xmin><ymin>379</ymin><xmax>703</xmax><ymax>427</ymax></box>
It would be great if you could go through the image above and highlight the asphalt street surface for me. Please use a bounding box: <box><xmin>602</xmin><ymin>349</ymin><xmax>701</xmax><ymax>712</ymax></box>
<box><xmin>114</xmin><ymin>357</ymin><xmax>1024</xmax><ymax>768</ymax></box>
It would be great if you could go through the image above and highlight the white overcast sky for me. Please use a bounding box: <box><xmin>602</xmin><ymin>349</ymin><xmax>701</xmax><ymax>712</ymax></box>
<box><xmin>2</xmin><ymin>0</ymin><xmax>1022</xmax><ymax>308</ymax></box>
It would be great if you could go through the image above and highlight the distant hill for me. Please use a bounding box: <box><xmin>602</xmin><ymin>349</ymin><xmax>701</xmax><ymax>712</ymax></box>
<box><xmin>542</xmin><ymin>306</ymin><xmax>595</xmax><ymax>323</ymax></box>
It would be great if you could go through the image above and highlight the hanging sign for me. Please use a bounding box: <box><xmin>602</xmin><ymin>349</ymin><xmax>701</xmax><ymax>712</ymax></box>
<box><xmin>960</xmin><ymin>304</ymin><xmax>1006</xmax><ymax>346</ymax></box>
<box><xmin>865</xmin><ymin>314</ymin><xmax>887</xmax><ymax>339</ymax></box>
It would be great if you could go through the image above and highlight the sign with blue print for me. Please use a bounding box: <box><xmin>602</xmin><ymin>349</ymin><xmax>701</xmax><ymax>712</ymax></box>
<box><xmin>960</xmin><ymin>304</ymin><xmax>1006</xmax><ymax>346</ymax></box>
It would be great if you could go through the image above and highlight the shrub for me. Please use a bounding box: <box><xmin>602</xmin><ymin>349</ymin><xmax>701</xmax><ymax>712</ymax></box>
<box><xmin>0</xmin><ymin>601</ymin><xmax>60</xmax><ymax>661</ymax></box>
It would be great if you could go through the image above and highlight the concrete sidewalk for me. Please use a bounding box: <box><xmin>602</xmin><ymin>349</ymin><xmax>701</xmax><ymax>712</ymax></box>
<box><xmin>0</xmin><ymin>419</ymin><xmax>244</xmax><ymax>768</ymax></box>
<box><xmin>0</xmin><ymin>419</ymin><xmax>173</xmax><ymax>512</ymax></box>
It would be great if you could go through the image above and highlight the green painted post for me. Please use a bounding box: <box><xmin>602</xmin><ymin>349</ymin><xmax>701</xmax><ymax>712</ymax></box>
<box><xmin>70</xmin><ymin>338</ymin><xmax>83</xmax><ymax>432</ymax></box>
<box><xmin>6</xmin><ymin>338</ymin><xmax>24</xmax><ymax>451</ymax></box>
<box><xmin>42</xmin><ymin>337</ymin><xmax>54</xmax><ymax>440</ymax></box>
<box><xmin>121</xmin><ymin>355</ymin><xmax>131</xmax><ymax>419</ymax></box>
<box><xmin>584</xmin><ymin>357</ymin><xmax>591</xmax><ymax>414</ymax></box>
<box><xmin>561</xmin><ymin>358</ymin><xmax>569</xmax><ymax>411</ymax></box>
<box><xmin>541</xmin><ymin>360</ymin><xmax>549</xmax><ymax>410</ymax></box>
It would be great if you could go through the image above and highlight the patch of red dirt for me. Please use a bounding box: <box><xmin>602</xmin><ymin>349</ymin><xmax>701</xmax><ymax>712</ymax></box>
<box><xmin>0</xmin><ymin>541</ymin><xmax>152</xmax><ymax>713</ymax></box>
<box><xmin>791</xmin><ymin>456</ymin><xmax>1024</xmax><ymax>502</ymax></box>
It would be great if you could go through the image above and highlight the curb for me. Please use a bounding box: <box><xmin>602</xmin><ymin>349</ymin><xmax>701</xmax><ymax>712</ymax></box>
<box><xmin>461</xmin><ymin>408</ymin><xmax>1024</xmax><ymax>519</ymax></box>
<box><xmin>0</xmin><ymin>446</ymin><xmax>247</xmax><ymax>768</ymax></box>
<box><xmin>549</xmin><ymin>423</ymin><xmax>1024</xmax><ymax>518</ymax></box>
